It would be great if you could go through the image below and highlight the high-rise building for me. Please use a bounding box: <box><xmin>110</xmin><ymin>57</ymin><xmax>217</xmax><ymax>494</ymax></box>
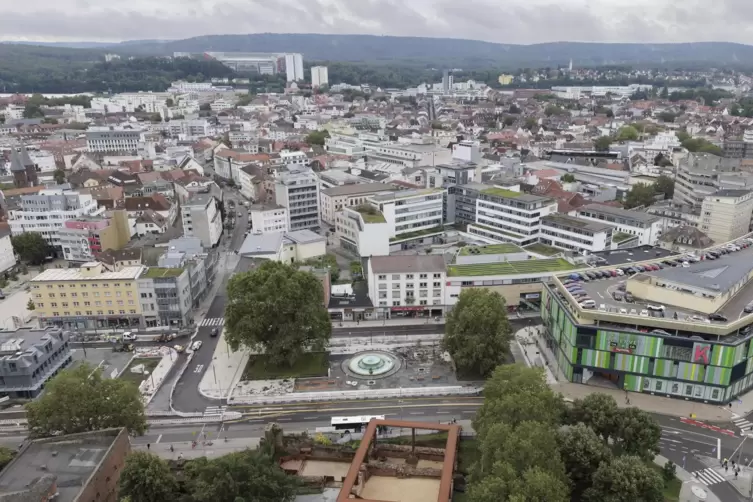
<box><xmin>284</xmin><ymin>53</ymin><xmax>305</xmax><ymax>82</ymax></box>
<box><xmin>311</xmin><ymin>66</ymin><xmax>329</xmax><ymax>87</ymax></box>
<box><xmin>442</xmin><ymin>70</ymin><xmax>450</xmax><ymax>92</ymax></box>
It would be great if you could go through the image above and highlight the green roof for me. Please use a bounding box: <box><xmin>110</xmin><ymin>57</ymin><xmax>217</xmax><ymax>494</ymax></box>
<box><xmin>524</xmin><ymin>243</ymin><xmax>563</xmax><ymax>257</ymax></box>
<box><xmin>469</xmin><ymin>223</ymin><xmax>523</xmax><ymax>239</ymax></box>
<box><xmin>459</xmin><ymin>243</ymin><xmax>522</xmax><ymax>256</ymax></box>
<box><xmin>390</xmin><ymin>226</ymin><xmax>444</xmax><ymax>243</ymax></box>
<box><xmin>612</xmin><ymin>232</ymin><xmax>635</xmax><ymax>243</ymax></box>
<box><xmin>447</xmin><ymin>258</ymin><xmax>576</xmax><ymax>277</ymax></box>
<box><xmin>480</xmin><ymin>187</ymin><xmax>523</xmax><ymax>198</ymax></box>
<box><xmin>143</xmin><ymin>267</ymin><xmax>185</xmax><ymax>278</ymax></box>
<box><xmin>354</xmin><ymin>205</ymin><xmax>386</xmax><ymax>223</ymax></box>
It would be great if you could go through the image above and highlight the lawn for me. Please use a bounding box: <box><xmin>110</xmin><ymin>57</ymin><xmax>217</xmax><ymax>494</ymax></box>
<box><xmin>119</xmin><ymin>357</ymin><xmax>161</xmax><ymax>385</ymax></box>
<box><xmin>524</xmin><ymin>243</ymin><xmax>563</xmax><ymax>256</ymax></box>
<box><xmin>648</xmin><ymin>461</ymin><xmax>681</xmax><ymax>502</ymax></box>
<box><xmin>459</xmin><ymin>243</ymin><xmax>521</xmax><ymax>255</ymax></box>
<box><xmin>241</xmin><ymin>352</ymin><xmax>329</xmax><ymax>380</ymax></box>
<box><xmin>447</xmin><ymin>258</ymin><xmax>576</xmax><ymax>277</ymax></box>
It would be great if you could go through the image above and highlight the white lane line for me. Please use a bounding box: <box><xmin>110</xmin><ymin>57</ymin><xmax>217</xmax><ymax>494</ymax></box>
<box><xmin>155</xmin><ymin>434</ymin><xmax>162</xmax><ymax>444</ymax></box>
<box><xmin>302</xmin><ymin>417</ymin><xmax>319</xmax><ymax>421</ymax></box>
<box><xmin>277</xmin><ymin>418</ymin><xmax>292</xmax><ymax>421</ymax></box>
<box><xmin>436</xmin><ymin>411</ymin><xmax>450</xmax><ymax>414</ymax></box>
<box><xmin>409</xmin><ymin>412</ymin><xmax>424</xmax><ymax>415</ymax></box>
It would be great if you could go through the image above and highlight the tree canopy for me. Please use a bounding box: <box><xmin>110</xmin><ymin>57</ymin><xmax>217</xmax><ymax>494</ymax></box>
<box><xmin>224</xmin><ymin>261</ymin><xmax>331</xmax><ymax>367</ymax></box>
<box><xmin>11</xmin><ymin>232</ymin><xmax>51</xmax><ymax>265</ymax></box>
<box><xmin>118</xmin><ymin>451</ymin><xmax>179</xmax><ymax>502</ymax></box>
<box><xmin>442</xmin><ymin>289</ymin><xmax>513</xmax><ymax>378</ymax></box>
<box><xmin>25</xmin><ymin>363</ymin><xmax>146</xmax><ymax>437</ymax></box>
<box><xmin>185</xmin><ymin>449</ymin><xmax>299</xmax><ymax>502</ymax></box>
<box><xmin>304</xmin><ymin>129</ymin><xmax>331</xmax><ymax>146</ymax></box>
<box><xmin>615</xmin><ymin>125</ymin><xmax>639</xmax><ymax>141</ymax></box>
<box><xmin>593</xmin><ymin>136</ymin><xmax>613</xmax><ymax>151</ymax></box>
<box><xmin>468</xmin><ymin>365</ymin><xmax>667</xmax><ymax>502</ymax></box>
<box><xmin>623</xmin><ymin>182</ymin><xmax>657</xmax><ymax>209</ymax></box>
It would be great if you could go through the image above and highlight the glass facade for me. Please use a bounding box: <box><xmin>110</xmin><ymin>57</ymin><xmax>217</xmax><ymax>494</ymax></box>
<box><xmin>541</xmin><ymin>286</ymin><xmax>753</xmax><ymax>404</ymax></box>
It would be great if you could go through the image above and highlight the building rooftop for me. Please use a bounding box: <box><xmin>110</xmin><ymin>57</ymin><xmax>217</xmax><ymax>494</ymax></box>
<box><xmin>447</xmin><ymin>258</ymin><xmax>576</xmax><ymax>277</ymax></box>
<box><xmin>710</xmin><ymin>189</ymin><xmax>752</xmax><ymax>198</ymax></box>
<box><xmin>238</xmin><ymin>232</ymin><xmax>285</xmax><ymax>256</ymax></box>
<box><xmin>370</xmin><ymin>187</ymin><xmax>443</xmax><ymax>202</ymax></box>
<box><xmin>354</xmin><ymin>205</ymin><xmax>386</xmax><ymax>223</ymax></box>
<box><xmin>542</xmin><ymin>213</ymin><xmax>614</xmax><ymax>233</ymax></box>
<box><xmin>0</xmin><ymin>428</ymin><xmax>126</xmax><ymax>502</ymax></box>
<box><xmin>31</xmin><ymin>265</ymin><xmax>144</xmax><ymax>282</ymax></box>
<box><xmin>579</xmin><ymin>203</ymin><xmax>660</xmax><ymax>224</ymax></box>
<box><xmin>642</xmin><ymin>253</ymin><xmax>753</xmax><ymax>296</ymax></box>
<box><xmin>284</xmin><ymin>229</ymin><xmax>326</xmax><ymax>245</ymax></box>
<box><xmin>370</xmin><ymin>255</ymin><xmax>446</xmax><ymax>274</ymax></box>
<box><xmin>458</xmin><ymin>243</ymin><xmax>522</xmax><ymax>256</ymax></box>
<box><xmin>321</xmin><ymin>183</ymin><xmax>395</xmax><ymax>197</ymax></box>
<box><xmin>142</xmin><ymin>267</ymin><xmax>185</xmax><ymax>278</ymax></box>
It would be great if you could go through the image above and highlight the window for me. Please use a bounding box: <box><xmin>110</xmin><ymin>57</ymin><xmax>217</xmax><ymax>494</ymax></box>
<box><xmin>86</xmin><ymin>310</ymin><xmax>93</xmax><ymax>315</ymax></box>
<box><xmin>71</xmin><ymin>292</ymin><xmax>77</xmax><ymax>297</ymax></box>
<box><xmin>82</xmin><ymin>292</ymin><xmax>88</xmax><ymax>297</ymax></box>
<box><xmin>119</xmin><ymin>310</ymin><xmax>126</xmax><ymax>314</ymax></box>
<box><xmin>419</xmin><ymin>274</ymin><xmax>427</xmax><ymax>279</ymax></box>
<box><xmin>49</xmin><ymin>293</ymin><xmax>56</xmax><ymax>298</ymax></box>
<box><xmin>60</xmin><ymin>293</ymin><xmax>67</xmax><ymax>298</ymax></box>
<box><xmin>50</xmin><ymin>302</ymin><xmax>58</xmax><ymax>307</ymax></box>
<box><xmin>406</xmin><ymin>274</ymin><xmax>414</xmax><ymax>279</ymax></box>
<box><xmin>378</xmin><ymin>275</ymin><xmax>386</xmax><ymax>280</ymax></box>
<box><xmin>433</xmin><ymin>273</ymin><xmax>441</xmax><ymax>278</ymax></box>
<box><xmin>129</xmin><ymin>309</ymin><xmax>136</xmax><ymax>314</ymax></box>
<box><xmin>108</xmin><ymin>310</ymin><xmax>114</xmax><ymax>315</ymax></box>
<box><xmin>37</xmin><ymin>303</ymin><xmax>44</xmax><ymax>307</ymax></box>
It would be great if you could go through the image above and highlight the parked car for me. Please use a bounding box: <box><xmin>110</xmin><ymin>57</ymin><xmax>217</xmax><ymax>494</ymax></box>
<box><xmin>624</xmin><ymin>292</ymin><xmax>635</xmax><ymax>302</ymax></box>
<box><xmin>639</xmin><ymin>310</ymin><xmax>649</xmax><ymax>317</ymax></box>
<box><xmin>612</xmin><ymin>291</ymin><xmax>625</xmax><ymax>301</ymax></box>
<box><xmin>647</xmin><ymin>304</ymin><xmax>665</xmax><ymax>311</ymax></box>
<box><xmin>579</xmin><ymin>299</ymin><xmax>596</xmax><ymax>309</ymax></box>
<box><xmin>191</xmin><ymin>340</ymin><xmax>203</xmax><ymax>351</ymax></box>
<box><xmin>708</xmin><ymin>313</ymin><xmax>728</xmax><ymax>322</ymax></box>
<box><xmin>745</xmin><ymin>302</ymin><xmax>753</xmax><ymax>314</ymax></box>
<box><xmin>121</xmin><ymin>332</ymin><xmax>137</xmax><ymax>341</ymax></box>
<box><xmin>211</xmin><ymin>327</ymin><xmax>219</xmax><ymax>338</ymax></box>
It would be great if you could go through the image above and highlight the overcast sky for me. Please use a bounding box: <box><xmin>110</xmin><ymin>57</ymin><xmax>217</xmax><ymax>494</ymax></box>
<box><xmin>0</xmin><ymin>0</ymin><xmax>750</xmax><ymax>44</ymax></box>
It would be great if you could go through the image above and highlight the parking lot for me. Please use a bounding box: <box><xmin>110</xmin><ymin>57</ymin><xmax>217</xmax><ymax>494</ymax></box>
<box><xmin>557</xmin><ymin>238</ymin><xmax>753</xmax><ymax>324</ymax></box>
<box><xmin>71</xmin><ymin>347</ymin><xmax>134</xmax><ymax>379</ymax></box>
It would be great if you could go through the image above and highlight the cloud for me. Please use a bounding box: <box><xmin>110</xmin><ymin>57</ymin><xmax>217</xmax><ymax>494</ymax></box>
<box><xmin>0</xmin><ymin>0</ymin><xmax>752</xmax><ymax>44</ymax></box>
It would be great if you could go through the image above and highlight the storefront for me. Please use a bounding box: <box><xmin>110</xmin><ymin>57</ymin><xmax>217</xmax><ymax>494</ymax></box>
<box><xmin>389</xmin><ymin>305</ymin><xmax>444</xmax><ymax>318</ymax></box>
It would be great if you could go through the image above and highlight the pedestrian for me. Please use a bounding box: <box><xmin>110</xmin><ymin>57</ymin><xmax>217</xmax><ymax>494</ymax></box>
<box><xmin>725</xmin><ymin>464</ymin><xmax>729</xmax><ymax>473</ymax></box>
<box><xmin>178</xmin><ymin>452</ymin><xmax>184</xmax><ymax>460</ymax></box>
<box><xmin>146</xmin><ymin>443</ymin><xmax>150</xmax><ymax>450</ymax></box>
<box><xmin>735</xmin><ymin>469</ymin><xmax>739</xmax><ymax>479</ymax></box>
<box><xmin>169</xmin><ymin>444</ymin><xmax>174</xmax><ymax>453</ymax></box>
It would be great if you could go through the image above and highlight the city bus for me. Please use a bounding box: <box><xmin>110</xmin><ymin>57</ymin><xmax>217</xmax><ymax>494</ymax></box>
<box><xmin>330</xmin><ymin>415</ymin><xmax>386</xmax><ymax>433</ymax></box>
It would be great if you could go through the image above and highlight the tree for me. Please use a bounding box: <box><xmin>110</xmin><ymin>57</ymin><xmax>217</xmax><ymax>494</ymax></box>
<box><xmin>304</xmin><ymin>129</ymin><xmax>330</xmax><ymax>146</ymax></box>
<box><xmin>560</xmin><ymin>173</ymin><xmax>576</xmax><ymax>183</ymax></box>
<box><xmin>613</xmin><ymin>407</ymin><xmax>661</xmax><ymax>460</ymax></box>
<box><xmin>624</xmin><ymin>182</ymin><xmax>656</xmax><ymax>209</ymax></box>
<box><xmin>503</xmin><ymin>116</ymin><xmax>515</xmax><ymax>126</ymax></box>
<box><xmin>442</xmin><ymin>289</ymin><xmax>512</xmax><ymax>378</ymax></box>
<box><xmin>0</xmin><ymin>447</ymin><xmax>13</xmax><ymax>471</ymax></box>
<box><xmin>165</xmin><ymin>98</ymin><xmax>174</xmax><ymax>107</ymax></box>
<box><xmin>235</xmin><ymin>93</ymin><xmax>254</xmax><ymax>106</ymax></box>
<box><xmin>544</xmin><ymin>105</ymin><xmax>567</xmax><ymax>117</ymax></box>
<box><xmin>26</xmin><ymin>299</ymin><xmax>35</xmax><ymax>311</ymax></box>
<box><xmin>53</xmin><ymin>169</ymin><xmax>66</xmax><ymax>184</ymax></box>
<box><xmin>653</xmin><ymin>153</ymin><xmax>673</xmax><ymax>168</ymax></box>
<box><xmin>118</xmin><ymin>451</ymin><xmax>178</xmax><ymax>502</ymax></box>
<box><xmin>566</xmin><ymin>393</ymin><xmax>620</xmax><ymax>443</ymax></box>
<box><xmin>474</xmin><ymin>365</ymin><xmax>564</xmax><ymax>433</ymax></box>
<box><xmin>654</xmin><ymin>174</ymin><xmax>675</xmax><ymax>198</ymax></box>
<box><xmin>616</xmin><ymin>125</ymin><xmax>639</xmax><ymax>141</ymax></box>
<box><xmin>508</xmin><ymin>104</ymin><xmax>521</xmax><ymax>114</ymax></box>
<box><xmin>148</xmin><ymin>113</ymin><xmax>162</xmax><ymax>122</ymax></box>
<box><xmin>302</xmin><ymin>253</ymin><xmax>340</xmax><ymax>282</ymax></box>
<box><xmin>594</xmin><ymin>136</ymin><xmax>613</xmax><ymax>151</ymax></box>
<box><xmin>11</xmin><ymin>233</ymin><xmax>50</xmax><ymax>265</ymax></box>
<box><xmin>224</xmin><ymin>261</ymin><xmax>331</xmax><ymax>367</ymax></box>
<box><xmin>185</xmin><ymin>449</ymin><xmax>299</xmax><ymax>502</ymax></box>
<box><xmin>468</xmin><ymin>462</ymin><xmax>569</xmax><ymax>502</ymax></box>
<box><xmin>25</xmin><ymin>363</ymin><xmax>146</xmax><ymax>437</ymax></box>
<box><xmin>558</xmin><ymin>424</ymin><xmax>612</xmax><ymax>499</ymax></box>
<box><xmin>657</xmin><ymin>111</ymin><xmax>676</xmax><ymax>123</ymax></box>
<box><xmin>524</xmin><ymin>117</ymin><xmax>538</xmax><ymax>129</ymax></box>
<box><xmin>584</xmin><ymin>455</ymin><xmax>664</xmax><ymax>502</ymax></box>
<box><xmin>199</xmin><ymin>103</ymin><xmax>211</xmax><ymax>111</ymax></box>
<box><xmin>23</xmin><ymin>103</ymin><xmax>45</xmax><ymax>119</ymax></box>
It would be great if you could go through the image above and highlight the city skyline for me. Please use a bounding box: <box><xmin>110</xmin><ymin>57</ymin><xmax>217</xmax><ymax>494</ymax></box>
<box><xmin>2</xmin><ymin>0</ymin><xmax>753</xmax><ymax>45</ymax></box>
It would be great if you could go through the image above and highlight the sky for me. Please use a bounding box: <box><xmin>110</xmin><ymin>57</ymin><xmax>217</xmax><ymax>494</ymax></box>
<box><xmin>0</xmin><ymin>0</ymin><xmax>750</xmax><ymax>45</ymax></box>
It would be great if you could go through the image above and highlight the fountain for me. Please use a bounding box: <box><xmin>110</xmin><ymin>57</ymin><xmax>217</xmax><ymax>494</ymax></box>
<box><xmin>344</xmin><ymin>351</ymin><xmax>401</xmax><ymax>379</ymax></box>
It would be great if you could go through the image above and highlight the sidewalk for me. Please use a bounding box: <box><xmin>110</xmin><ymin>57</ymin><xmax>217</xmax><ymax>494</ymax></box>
<box><xmin>198</xmin><ymin>328</ymin><xmax>248</xmax><ymax>400</ymax></box>
<box><xmin>653</xmin><ymin>454</ymin><xmax>722</xmax><ymax>502</ymax></box>
<box><xmin>696</xmin><ymin>455</ymin><xmax>753</xmax><ymax>498</ymax></box>
<box><xmin>131</xmin><ymin>436</ymin><xmax>261</xmax><ymax>460</ymax></box>
<box><xmin>515</xmin><ymin>327</ymin><xmax>732</xmax><ymax>422</ymax></box>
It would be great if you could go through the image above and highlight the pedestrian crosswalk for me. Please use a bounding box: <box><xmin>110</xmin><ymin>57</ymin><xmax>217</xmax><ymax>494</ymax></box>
<box><xmin>204</xmin><ymin>406</ymin><xmax>227</xmax><ymax>416</ymax></box>
<box><xmin>199</xmin><ymin>317</ymin><xmax>225</xmax><ymax>327</ymax></box>
<box><xmin>732</xmin><ymin>416</ymin><xmax>753</xmax><ymax>432</ymax></box>
<box><xmin>692</xmin><ymin>468</ymin><xmax>727</xmax><ymax>486</ymax></box>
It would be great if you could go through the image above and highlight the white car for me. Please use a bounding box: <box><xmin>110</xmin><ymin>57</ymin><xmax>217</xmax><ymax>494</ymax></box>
<box><xmin>646</xmin><ymin>304</ymin><xmax>665</xmax><ymax>311</ymax></box>
<box><xmin>121</xmin><ymin>332</ymin><xmax>137</xmax><ymax>341</ymax></box>
<box><xmin>629</xmin><ymin>309</ymin><xmax>638</xmax><ymax>315</ymax></box>
<box><xmin>615</xmin><ymin>269</ymin><xmax>625</xmax><ymax>276</ymax></box>
<box><xmin>619</xmin><ymin>308</ymin><xmax>628</xmax><ymax>314</ymax></box>
<box><xmin>598</xmin><ymin>304</ymin><xmax>607</xmax><ymax>311</ymax></box>
<box><xmin>191</xmin><ymin>340</ymin><xmax>203</xmax><ymax>351</ymax></box>
<box><xmin>639</xmin><ymin>310</ymin><xmax>649</xmax><ymax>317</ymax></box>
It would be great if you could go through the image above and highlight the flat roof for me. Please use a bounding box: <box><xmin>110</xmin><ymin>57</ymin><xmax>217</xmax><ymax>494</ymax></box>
<box><xmin>579</xmin><ymin>203</ymin><xmax>660</xmax><ymax>224</ymax></box>
<box><xmin>370</xmin><ymin>255</ymin><xmax>446</xmax><ymax>274</ymax></box>
<box><xmin>542</xmin><ymin>213</ymin><xmax>614</xmax><ymax>233</ymax></box>
<box><xmin>321</xmin><ymin>183</ymin><xmax>395</xmax><ymax>197</ymax></box>
<box><xmin>647</xmin><ymin>254</ymin><xmax>753</xmax><ymax>295</ymax></box>
<box><xmin>142</xmin><ymin>267</ymin><xmax>184</xmax><ymax>278</ymax></box>
<box><xmin>353</xmin><ymin>205</ymin><xmax>386</xmax><ymax>223</ymax></box>
<box><xmin>31</xmin><ymin>265</ymin><xmax>144</xmax><ymax>282</ymax></box>
<box><xmin>370</xmin><ymin>187</ymin><xmax>444</xmax><ymax>202</ymax></box>
<box><xmin>448</xmin><ymin>258</ymin><xmax>576</xmax><ymax>277</ymax></box>
<box><xmin>458</xmin><ymin>243</ymin><xmax>522</xmax><ymax>256</ymax></box>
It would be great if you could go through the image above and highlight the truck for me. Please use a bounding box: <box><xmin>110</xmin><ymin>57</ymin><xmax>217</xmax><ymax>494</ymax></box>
<box><xmin>153</xmin><ymin>333</ymin><xmax>177</xmax><ymax>343</ymax></box>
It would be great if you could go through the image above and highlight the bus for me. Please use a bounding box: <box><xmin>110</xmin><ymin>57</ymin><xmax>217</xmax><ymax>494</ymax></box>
<box><xmin>330</xmin><ymin>415</ymin><xmax>385</xmax><ymax>433</ymax></box>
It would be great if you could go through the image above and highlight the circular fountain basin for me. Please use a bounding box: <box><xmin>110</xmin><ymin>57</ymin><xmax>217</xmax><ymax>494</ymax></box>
<box><xmin>343</xmin><ymin>351</ymin><xmax>401</xmax><ymax>379</ymax></box>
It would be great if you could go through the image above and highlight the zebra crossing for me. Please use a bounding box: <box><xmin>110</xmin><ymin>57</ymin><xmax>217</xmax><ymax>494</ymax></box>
<box><xmin>692</xmin><ymin>467</ymin><xmax>727</xmax><ymax>486</ymax></box>
<box><xmin>199</xmin><ymin>317</ymin><xmax>225</xmax><ymax>327</ymax></box>
<box><xmin>732</xmin><ymin>415</ymin><xmax>753</xmax><ymax>433</ymax></box>
<box><xmin>204</xmin><ymin>406</ymin><xmax>227</xmax><ymax>416</ymax></box>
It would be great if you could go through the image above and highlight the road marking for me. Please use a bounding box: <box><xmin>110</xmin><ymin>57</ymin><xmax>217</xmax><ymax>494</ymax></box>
<box><xmin>661</xmin><ymin>426</ymin><xmax>727</xmax><ymax>442</ymax></box>
<box><xmin>409</xmin><ymin>412</ymin><xmax>424</xmax><ymax>415</ymax></box>
<box><xmin>199</xmin><ymin>318</ymin><xmax>225</xmax><ymax>327</ymax></box>
<box><xmin>436</xmin><ymin>411</ymin><xmax>449</xmax><ymax>414</ymax></box>
<box><xmin>732</xmin><ymin>416</ymin><xmax>753</xmax><ymax>432</ymax></box>
<box><xmin>693</xmin><ymin>468</ymin><xmax>726</xmax><ymax>486</ymax></box>
<box><xmin>193</xmin><ymin>365</ymin><xmax>204</xmax><ymax>373</ymax></box>
<box><xmin>661</xmin><ymin>438</ymin><xmax>682</xmax><ymax>444</ymax></box>
<box><xmin>277</xmin><ymin>418</ymin><xmax>292</xmax><ymax>422</ymax></box>
<box><xmin>302</xmin><ymin>417</ymin><xmax>319</xmax><ymax>421</ymax></box>
<box><xmin>155</xmin><ymin>434</ymin><xmax>162</xmax><ymax>444</ymax></box>
<box><xmin>461</xmin><ymin>410</ymin><xmax>475</xmax><ymax>414</ymax></box>
<box><xmin>718</xmin><ymin>438</ymin><xmax>721</xmax><ymax>460</ymax></box>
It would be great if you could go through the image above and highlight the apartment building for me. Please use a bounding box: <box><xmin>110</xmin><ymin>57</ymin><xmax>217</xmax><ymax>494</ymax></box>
<box><xmin>311</xmin><ymin>66</ymin><xmax>329</xmax><ymax>87</ymax></box>
<box><xmin>672</xmin><ymin>153</ymin><xmax>746</xmax><ymax>213</ymax></box>
<box><xmin>699</xmin><ymin>189</ymin><xmax>753</xmax><ymax>243</ymax></box>
<box><xmin>539</xmin><ymin>214</ymin><xmax>613</xmax><ymax>254</ymax></box>
<box><xmin>58</xmin><ymin>211</ymin><xmax>131</xmax><ymax>262</ymax></box>
<box><xmin>137</xmin><ymin>267</ymin><xmax>193</xmax><ymax>328</ymax></box>
<box><xmin>86</xmin><ymin>126</ymin><xmax>143</xmax><ymax>153</ymax></box>
<box><xmin>371</xmin><ymin>188</ymin><xmax>446</xmax><ymax>242</ymax></box>
<box><xmin>8</xmin><ymin>188</ymin><xmax>103</xmax><ymax>248</ymax></box>
<box><xmin>154</xmin><ymin>119</ymin><xmax>212</xmax><ymax>139</ymax></box>
<box><xmin>366</xmin><ymin>255</ymin><xmax>446</xmax><ymax>319</ymax></box>
<box><xmin>32</xmin><ymin>262</ymin><xmax>145</xmax><ymax>330</ymax></box>
<box><xmin>0</xmin><ymin>229</ymin><xmax>16</xmax><ymax>274</ymax></box>
<box><xmin>320</xmin><ymin>183</ymin><xmax>394</xmax><ymax>226</ymax></box>
<box><xmin>248</xmin><ymin>204</ymin><xmax>288</xmax><ymax>233</ymax></box>
<box><xmin>158</xmin><ymin>237</ymin><xmax>219</xmax><ymax>308</ymax></box>
<box><xmin>213</xmin><ymin>150</ymin><xmax>270</xmax><ymax>182</ymax></box>
<box><xmin>576</xmin><ymin>204</ymin><xmax>662</xmax><ymax>246</ymax></box>
<box><xmin>324</xmin><ymin>134</ymin><xmax>367</xmax><ymax>159</ymax></box>
<box><xmin>468</xmin><ymin>187</ymin><xmax>557</xmax><ymax>247</ymax></box>
<box><xmin>0</xmin><ymin>327</ymin><xmax>71</xmax><ymax>398</ymax></box>
<box><xmin>722</xmin><ymin>129</ymin><xmax>753</xmax><ymax>159</ymax></box>
<box><xmin>284</xmin><ymin>53</ymin><xmax>305</xmax><ymax>82</ymax></box>
<box><xmin>182</xmin><ymin>193</ymin><xmax>223</xmax><ymax>248</ymax></box>
<box><xmin>274</xmin><ymin>167</ymin><xmax>321</xmax><ymax>231</ymax></box>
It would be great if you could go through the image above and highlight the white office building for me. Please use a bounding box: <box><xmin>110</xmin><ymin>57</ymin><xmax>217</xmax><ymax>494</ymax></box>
<box><xmin>248</xmin><ymin>204</ymin><xmax>289</xmax><ymax>234</ymax></box>
<box><xmin>285</xmin><ymin>53</ymin><xmax>305</xmax><ymax>82</ymax></box>
<box><xmin>539</xmin><ymin>214</ymin><xmax>613</xmax><ymax>254</ymax></box>
<box><xmin>336</xmin><ymin>205</ymin><xmax>391</xmax><ymax>257</ymax></box>
<box><xmin>181</xmin><ymin>193</ymin><xmax>223</xmax><ymax>248</ymax></box>
<box><xmin>7</xmin><ymin>189</ymin><xmax>103</xmax><ymax>247</ymax></box>
<box><xmin>366</xmin><ymin>255</ymin><xmax>447</xmax><ymax>319</ymax></box>
<box><xmin>576</xmin><ymin>204</ymin><xmax>663</xmax><ymax>246</ymax></box>
<box><xmin>86</xmin><ymin>126</ymin><xmax>143</xmax><ymax>153</ymax></box>
<box><xmin>311</xmin><ymin>66</ymin><xmax>329</xmax><ymax>87</ymax></box>
<box><xmin>274</xmin><ymin>167</ymin><xmax>321</xmax><ymax>231</ymax></box>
